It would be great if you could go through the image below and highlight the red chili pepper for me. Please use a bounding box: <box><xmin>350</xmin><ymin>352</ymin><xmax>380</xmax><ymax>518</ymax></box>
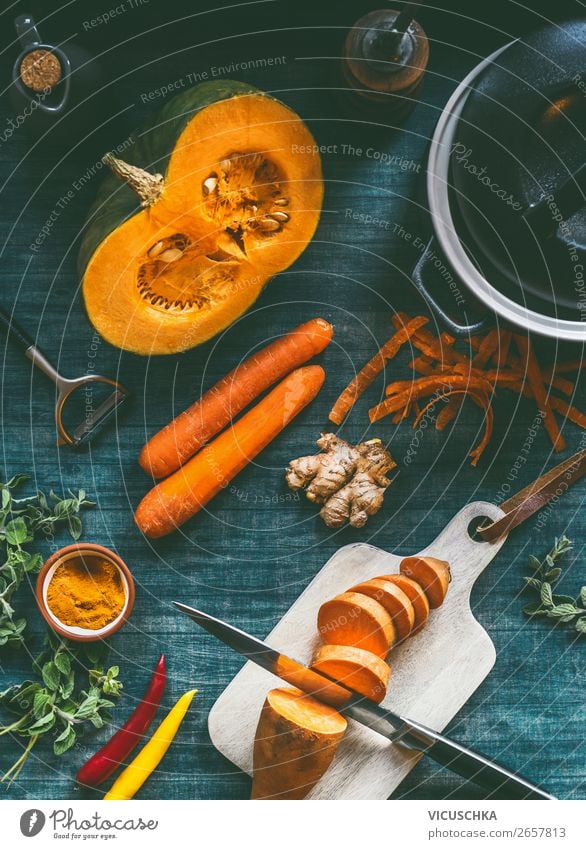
<box><xmin>76</xmin><ymin>654</ymin><xmax>166</xmax><ymax>787</ymax></box>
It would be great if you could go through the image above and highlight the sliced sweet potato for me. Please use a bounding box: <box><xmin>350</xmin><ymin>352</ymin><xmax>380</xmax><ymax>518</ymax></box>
<box><xmin>349</xmin><ymin>578</ymin><xmax>414</xmax><ymax>642</ymax></box>
<box><xmin>311</xmin><ymin>645</ymin><xmax>391</xmax><ymax>704</ymax></box>
<box><xmin>317</xmin><ymin>591</ymin><xmax>395</xmax><ymax>658</ymax></box>
<box><xmin>378</xmin><ymin>574</ymin><xmax>430</xmax><ymax>635</ymax></box>
<box><xmin>400</xmin><ymin>556</ymin><xmax>452</xmax><ymax>608</ymax></box>
<box><xmin>252</xmin><ymin>686</ymin><xmax>347</xmax><ymax>800</ymax></box>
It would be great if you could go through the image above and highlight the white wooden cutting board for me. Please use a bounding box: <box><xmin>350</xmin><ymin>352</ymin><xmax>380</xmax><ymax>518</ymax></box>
<box><xmin>208</xmin><ymin>501</ymin><xmax>507</xmax><ymax>799</ymax></box>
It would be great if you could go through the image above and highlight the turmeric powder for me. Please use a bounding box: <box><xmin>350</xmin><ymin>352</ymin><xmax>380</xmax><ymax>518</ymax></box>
<box><xmin>46</xmin><ymin>556</ymin><xmax>125</xmax><ymax>630</ymax></box>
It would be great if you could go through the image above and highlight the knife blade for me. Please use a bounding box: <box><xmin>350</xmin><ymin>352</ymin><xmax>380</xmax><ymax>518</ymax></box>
<box><xmin>173</xmin><ymin>601</ymin><xmax>555</xmax><ymax>800</ymax></box>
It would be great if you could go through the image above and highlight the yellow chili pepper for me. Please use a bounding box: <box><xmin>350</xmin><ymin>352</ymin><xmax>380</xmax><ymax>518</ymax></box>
<box><xmin>104</xmin><ymin>688</ymin><xmax>197</xmax><ymax>800</ymax></box>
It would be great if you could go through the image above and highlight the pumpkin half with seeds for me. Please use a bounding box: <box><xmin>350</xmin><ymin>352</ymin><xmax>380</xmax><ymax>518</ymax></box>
<box><xmin>79</xmin><ymin>80</ymin><xmax>323</xmax><ymax>355</ymax></box>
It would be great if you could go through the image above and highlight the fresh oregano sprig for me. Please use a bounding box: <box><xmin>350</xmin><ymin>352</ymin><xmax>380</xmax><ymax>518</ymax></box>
<box><xmin>0</xmin><ymin>633</ymin><xmax>123</xmax><ymax>783</ymax></box>
<box><xmin>0</xmin><ymin>474</ymin><xmax>94</xmax><ymax>647</ymax></box>
<box><xmin>522</xmin><ymin>536</ymin><xmax>586</xmax><ymax>635</ymax></box>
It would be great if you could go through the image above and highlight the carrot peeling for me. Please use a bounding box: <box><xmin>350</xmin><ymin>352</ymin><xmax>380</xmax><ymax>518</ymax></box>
<box><xmin>342</xmin><ymin>312</ymin><xmax>583</xmax><ymax>466</ymax></box>
<box><xmin>370</xmin><ymin>374</ymin><xmax>491</xmax><ymax>423</ymax></box>
<box><xmin>328</xmin><ymin>315</ymin><xmax>428</xmax><ymax>425</ymax></box>
<box><xmin>550</xmin><ymin>397</ymin><xmax>586</xmax><ymax>429</ymax></box>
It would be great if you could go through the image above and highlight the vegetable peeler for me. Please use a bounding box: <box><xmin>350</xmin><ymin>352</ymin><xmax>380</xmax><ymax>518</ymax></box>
<box><xmin>0</xmin><ymin>305</ymin><xmax>129</xmax><ymax>447</ymax></box>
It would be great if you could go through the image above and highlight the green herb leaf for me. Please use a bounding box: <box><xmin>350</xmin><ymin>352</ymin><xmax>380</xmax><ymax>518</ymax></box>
<box><xmin>59</xmin><ymin>669</ymin><xmax>75</xmax><ymax>700</ymax></box>
<box><xmin>548</xmin><ymin>604</ymin><xmax>580</xmax><ymax>617</ymax></box>
<box><xmin>540</xmin><ymin>583</ymin><xmax>554</xmax><ymax>607</ymax></box>
<box><xmin>545</xmin><ymin>567</ymin><xmax>562</xmax><ymax>581</ymax></box>
<box><xmin>53</xmin><ymin>724</ymin><xmax>76</xmax><ymax>755</ymax></box>
<box><xmin>27</xmin><ymin>710</ymin><xmax>56</xmax><ymax>734</ymax></box>
<box><xmin>54</xmin><ymin>653</ymin><xmax>71</xmax><ymax>676</ymax></box>
<box><xmin>519</xmin><ymin>536</ymin><xmax>585</xmax><ymax>638</ymax></box>
<box><xmin>41</xmin><ymin>661</ymin><xmax>60</xmax><ymax>692</ymax></box>
<box><xmin>74</xmin><ymin>693</ymin><xmax>99</xmax><ymax>720</ymax></box>
<box><xmin>68</xmin><ymin>516</ymin><xmax>83</xmax><ymax>541</ymax></box>
<box><xmin>32</xmin><ymin>691</ymin><xmax>52</xmax><ymax>719</ymax></box>
<box><xmin>0</xmin><ymin>634</ymin><xmax>123</xmax><ymax>781</ymax></box>
<box><xmin>5</xmin><ymin>474</ymin><xmax>30</xmax><ymax>489</ymax></box>
<box><xmin>4</xmin><ymin>518</ymin><xmax>30</xmax><ymax>546</ymax></box>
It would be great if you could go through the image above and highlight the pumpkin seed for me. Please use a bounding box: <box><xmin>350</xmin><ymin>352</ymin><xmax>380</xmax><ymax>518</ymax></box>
<box><xmin>159</xmin><ymin>248</ymin><xmax>183</xmax><ymax>263</ymax></box>
<box><xmin>270</xmin><ymin>211</ymin><xmax>289</xmax><ymax>222</ymax></box>
<box><xmin>274</xmin><ymin>197</ymin><xmax>289</xmax><ymax>206</ymax></box>
<box><xmin>148</xmin><ymin>240</ymin><xmax>165</xmax><ymax>258</ymax></box>
<box><xmin>259</xmin><ymin>217</ymin><xmax>281</xmax><ymax>232</ymax></box>
<box><xmin>203</xmin><ymin>176</ymin><xmax>218</xmax><ymax>196</ymax></box>
<box><xmin>219</xmin><ymin>158</ymin><xmax>232</xmax><ymax>173</ymax></box>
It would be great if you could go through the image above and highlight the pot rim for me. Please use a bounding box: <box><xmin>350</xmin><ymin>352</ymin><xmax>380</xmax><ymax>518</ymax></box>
<box><xmin>426</xmin><ymin>41</ymin><xmax>586</xmax><ymax>342</ymax></box>
<box><xmin>35</xmin><ymin>543</ymin><xmax>135</xmax><ymax>642</ymax></box>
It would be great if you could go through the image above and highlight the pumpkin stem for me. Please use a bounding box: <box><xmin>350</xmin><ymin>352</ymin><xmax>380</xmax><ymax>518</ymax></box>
<box><xmin>103</xmin><ymin>153</ymin><xmax>164</xmax><ymax>207</ymax></box>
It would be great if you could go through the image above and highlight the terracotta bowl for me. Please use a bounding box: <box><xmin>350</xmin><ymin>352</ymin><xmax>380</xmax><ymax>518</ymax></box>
<box><xmin>35</xmin><ymin>543</ymin><xmax>135</xmax><ymax>642</ymax></box>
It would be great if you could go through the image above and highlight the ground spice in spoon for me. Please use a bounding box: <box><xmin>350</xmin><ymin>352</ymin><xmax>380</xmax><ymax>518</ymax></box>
<box><xmin>46</xmin><ymin>556</ymin><xmax>125</xmax><ymax>630</ymax></box>
<box><xmin>20</xmin><ymin>49</ymin><xmax>62</xmax><ymax>92</ymax></box>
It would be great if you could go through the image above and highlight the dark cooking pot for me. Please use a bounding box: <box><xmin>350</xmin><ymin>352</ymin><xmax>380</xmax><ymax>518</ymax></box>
<box><xmin>413</xmin><ymin>20</ymin><xmax>586</xmax><ymax>342</ymax></box>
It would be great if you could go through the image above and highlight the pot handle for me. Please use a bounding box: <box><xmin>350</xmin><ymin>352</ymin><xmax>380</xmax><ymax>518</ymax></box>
<box><xmin>14</xmin><ymin>14</ymin><xmax>42</xmax><ymax>49</ymax></box>
<box><xmin>411</xmin><ymin>236</ymin><xmax>493</xmax><ymax>336</ymax></box>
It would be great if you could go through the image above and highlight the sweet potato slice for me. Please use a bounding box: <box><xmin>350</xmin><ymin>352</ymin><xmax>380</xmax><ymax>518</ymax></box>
<box><xmin>252</xmin><ymin>686</ymin><xmax>347</xmax><ymax>800</ymax></box>
<box><xmin>317</xmin><ymin>591</ymin><xmax>395</xmax><ymax>658</ymax></box>
<box><xmin>349</xmin><ymin>578</ymin><xmax>415</xmax><ymax>642</ymax></box>
<box><xmin>400</xmin><ymin>556</ymin><xmax>452</xmax><ymax>608</ymax></box>
<box><xmin>379</xmin><ymin>574</ymin><xmax>430</xmax><ymax>635</ymax></box>
<box><xmin>311</xmin><ymin>645</ymin><xmax>391</xmax><ymax>703</ymax></box>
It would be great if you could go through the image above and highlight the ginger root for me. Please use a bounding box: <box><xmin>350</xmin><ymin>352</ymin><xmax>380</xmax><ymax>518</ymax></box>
<box><xmin>285</xmin><ymin>433</ymin><xmax>396</xmax><ymax>528</ymax></box>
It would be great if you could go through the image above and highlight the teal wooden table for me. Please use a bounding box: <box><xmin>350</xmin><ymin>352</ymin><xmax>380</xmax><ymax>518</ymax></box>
<box><xmin>0</xmin><ymin>0</ymin><xmax>584</xmax><ymax>801</ymax></box>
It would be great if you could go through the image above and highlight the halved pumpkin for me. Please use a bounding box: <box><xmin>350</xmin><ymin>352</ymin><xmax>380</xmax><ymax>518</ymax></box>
<box><xmin>80</xmin><ymin>81</ymin><xmax>323</xmax><ymax>355</ymax></box>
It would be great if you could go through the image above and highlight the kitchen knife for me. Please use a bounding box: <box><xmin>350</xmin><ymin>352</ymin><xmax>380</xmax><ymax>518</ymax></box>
<box><xmin>173</xmin><ymin>601</ymin><xmax>554</xmax><ymax>800</ymax></box>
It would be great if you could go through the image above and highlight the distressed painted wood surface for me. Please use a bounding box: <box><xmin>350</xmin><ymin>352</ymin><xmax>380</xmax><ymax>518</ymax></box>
<box><xmin>209</xmin><ymin>501</ymin><xmax>509</xmax><ymax>799</ymax></box>
<box><xmin>0</xmin><ymin>0</ymin><xmax>584</xmax><ymax>801</ymax></box>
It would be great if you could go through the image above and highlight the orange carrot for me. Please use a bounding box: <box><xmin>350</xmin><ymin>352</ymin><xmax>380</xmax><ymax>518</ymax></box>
<box><xmin>139</xmin><ymin>318</ymin><xmax>333</xmax><ymax>478</ymax></box>
<box><xmin>514</xmin><ymin>335</ymin><xmax>566</xmax><ymax>452</ymax></box>
<box><xmin>135</xmin><ymin>366</ymin><xmax>325</xmax><ymax>538</ymax></box>
<box><xmin>328</xmin><ymin>315</ymin><xmax>428</xmax><ymax>425</ymax></box>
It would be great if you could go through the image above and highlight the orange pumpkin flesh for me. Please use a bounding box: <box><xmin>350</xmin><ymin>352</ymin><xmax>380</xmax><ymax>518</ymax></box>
<box><xmin>82</xmin><ymin>89</ymin><xmax>323</xmax><ymax>355</ymax></box>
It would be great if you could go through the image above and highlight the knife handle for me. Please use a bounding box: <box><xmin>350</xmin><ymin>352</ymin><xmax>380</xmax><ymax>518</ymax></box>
<box><xmin>397</xmin><ymin>718</ymin><xmax>555</xmax><ymax>800</ymax></box>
